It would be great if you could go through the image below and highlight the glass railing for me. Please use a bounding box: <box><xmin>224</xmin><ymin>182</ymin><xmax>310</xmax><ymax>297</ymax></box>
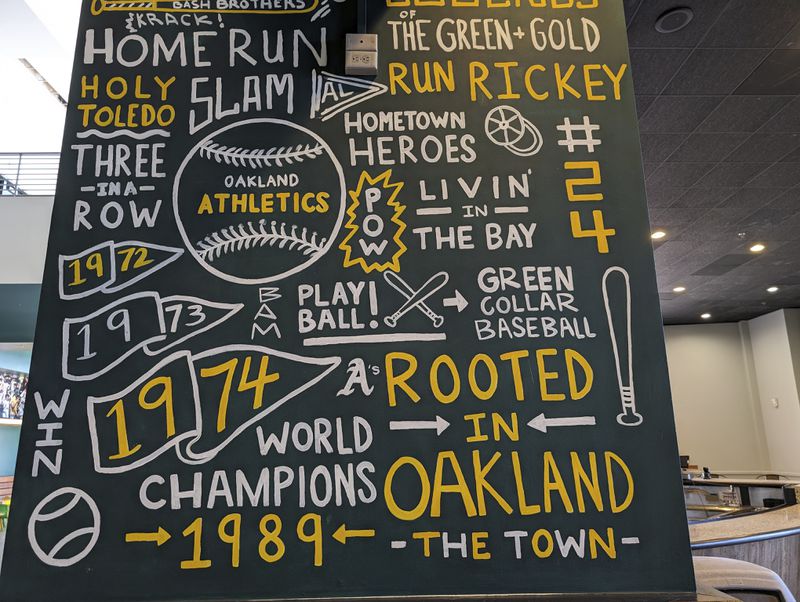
<box><xmin>0</xmin><ymin>153</ymin><xmax>59</xmax><ymax>196</ymax></box>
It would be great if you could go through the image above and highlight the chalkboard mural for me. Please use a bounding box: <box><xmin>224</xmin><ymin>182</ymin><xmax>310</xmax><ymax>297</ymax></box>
<box><xmin>0</xmin><ymin>1</ymin><xmax>696</xmax><ymax>600</ymax></box>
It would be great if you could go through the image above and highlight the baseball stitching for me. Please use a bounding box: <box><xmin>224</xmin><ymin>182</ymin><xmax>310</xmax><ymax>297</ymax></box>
<box><xmin>195</xmin><ymin>220</ymin><xmax>327</xmax><ymax>263</ymax></box>
<box><xmin>199</xmin><ymin>141</ymin><xmax>325</xmax><ymax>169</ymax></box>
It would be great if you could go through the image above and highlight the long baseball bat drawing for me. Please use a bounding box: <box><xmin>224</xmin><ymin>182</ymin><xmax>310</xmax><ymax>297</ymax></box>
<box><xmin>602</xmin><ymin>267</ymin><xmax>643</xmax><ymax>427</ymax></box>
<box><xmin>384</xmin><ymin>272</ymin><xmax>449</xmax><ymax>329</ymax></box>
<box><xmin>383</xmin><ymin>272</ymin><xmax>444</xmax><ymax>328</ymax></box>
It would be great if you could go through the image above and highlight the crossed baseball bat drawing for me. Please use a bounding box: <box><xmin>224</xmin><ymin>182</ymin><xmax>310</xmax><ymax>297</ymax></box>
<box><xmin>383</xmin><ymin>271</ymin><xmax>448</xmax><ymax>329</ymax></box>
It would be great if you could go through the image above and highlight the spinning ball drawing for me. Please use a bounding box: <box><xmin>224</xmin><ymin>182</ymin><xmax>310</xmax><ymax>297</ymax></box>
<box><xmin>174</xmin><ymin>118</ymin><xmax>346</xmax><ymax>285</ymax></box>
<box><xmin>27</xmin><ymin>487</ymin><xmax>101</xmax><ymax>568</ymax></box>
<box><xmin>484</xmin><ymin>105</ymin><xmax>544</xmax><ymax>157</ymax></box>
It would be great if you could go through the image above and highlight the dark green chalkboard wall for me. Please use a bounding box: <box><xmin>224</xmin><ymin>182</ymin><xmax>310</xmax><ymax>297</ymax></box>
<box><xmin>1</xmin><ymin>1</ymin><xmax>695</xmax><ymax>600</ymax></box>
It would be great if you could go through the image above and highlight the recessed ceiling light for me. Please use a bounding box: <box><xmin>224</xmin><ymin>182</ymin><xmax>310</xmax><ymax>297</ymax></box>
<box><xmin>651</xmin><ymin>230</ymin><xmax>667</xmax><ymax>240</ymax></box>
<box><xmin>767</xmin><ymin>286</ymin><xmax>779</xmax><ymax>293</ymax></box>
<box><xmin>655</xmin><ymin>7</ymin><xmax>694</xmax><ymax>34</ymax></box>
<box><xmin>749</xmin><ymin>243</ymin><xmax>766</xmax><ymax>253</ymax></box>
<box><xmin>673</xmin><ymin>286</ymin><xmax>687</xmax><ymax>293</ymax></box>
<box><xmin>701</xmin><ymin>313</ymin><xmax>712</xmax><ymax>320</ymax></box>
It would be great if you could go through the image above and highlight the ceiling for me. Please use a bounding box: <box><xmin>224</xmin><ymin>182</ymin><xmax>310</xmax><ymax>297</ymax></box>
<box><xmin>624</xmin><ymin>0</ymin><xmax>800</xmax><ymax>325</ymax></box>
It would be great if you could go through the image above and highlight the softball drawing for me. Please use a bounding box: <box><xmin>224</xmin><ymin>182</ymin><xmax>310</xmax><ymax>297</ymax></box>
<box><xmin>27</xmin><ymin>487</ymin><xmax>101</xmax><ymax>568</ymax></box>
<box><xmin>174</xmin><ymin>119</ymin><xmax>345</xmax><ymax>285</ymax></box>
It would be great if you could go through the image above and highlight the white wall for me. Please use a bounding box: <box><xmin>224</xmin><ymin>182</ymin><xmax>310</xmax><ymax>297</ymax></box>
<box><xmin>749</xmin><ymin>310</ymin><xmax>800</xmax><ymax>475</ymax></box>
<box><xmin>0</xmin><ymin>196</ymin><xmax>52</xmax><ymax>283</ymax></box>
<box><xmin>664</xmin><ymin>323</ymin><xmax>769</xmax><ymax>472</ymax></box>
<box><xmin>0</xmin><ymin>0</ymin><xmax>80</xmax><ymax>153</ymax></box>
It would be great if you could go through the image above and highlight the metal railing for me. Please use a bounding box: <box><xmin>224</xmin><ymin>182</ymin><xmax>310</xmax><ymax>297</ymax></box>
<box><xmin>0</xmin><ymin>153</ymin><xmax>60</xmax><ymax>196</ymax></box>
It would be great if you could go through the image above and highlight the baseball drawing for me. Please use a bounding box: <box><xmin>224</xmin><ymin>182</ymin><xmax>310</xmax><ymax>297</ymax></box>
<box><xmin>27</xmin><ymin>487</ymin><xmax>101</xmax><ymax>568</ymax></box>
<box><xmin>484</xmin><ymin>105</ymin><xmax>544</xmax><ymax>157</ymax></box>
<box><xmin>174</xmin><ymin>118</ymin><xmax>346</xmax><ymax>285</ymax></box>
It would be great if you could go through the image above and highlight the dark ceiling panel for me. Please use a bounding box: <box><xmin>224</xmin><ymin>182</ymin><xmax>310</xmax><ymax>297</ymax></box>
<box><xmin>664</xmin><ymin>49</ymin><xmax>770</xmax><ymax>95</ymax></box>
<box><xmin>746</xmin><ymin>163</ymin><xmax>800</xmax><ymax>188</ymax></box>
<box><xmin>724</xmin><ymin>132</ymin><xmax>800</xmax><ymax>163</ymax></box>
<box><xmin>737</xmin><ymin>189</ymin><xmax>800</xmax><ymax>235</ymax></box>
<box><xmin>649</xmin><ymin>206</ymin><xmax>712</xmax><ymax>230</ymax></box>
<box><xmin>702</xmin><ymin>0</ymin><xmax>800</xmax><ymax>48</ymax></box>
<box><xmin>720</xmin><ymin>188</ymin><xmax>785</xmax><ymax>212</ymax></box>
<box><xmin>640</xmin><ymin>133</ymin><xmax>687</xmax><ymax>163</ymax></box>
<box><xmin>735</xmin><ymin>50</ymin><xmax>800</xmax><ymax>95</ymax></box>
<box><xmin>623</xmin><ymin>0</ymin><xmax>644</xmax><ymax>25</ymax></box>
<box><xmin>693</xmin><ymin>254</ymin><xmax>756</xmax><ymax>276</ymax></box>
<box><xmin>780</xmin><ymin>146</ymin><xmax>800</xmax><ymax>162</ymax></box>
<box><xmin>694</xmin><ymin>162</ymin><xmax>770</xmax><ymax>187</ymax></box>
<box><xmin>635</xmin><ymin>95</ymin><xmax>657</xmax><ymax>118</ymax></box>
<box><xmin>696</xmin><ymin>95</ymin><xmax>793</xmax><ymax>132</ymax></box>
<box><xmin>671</xmin><ymin>187</ymin><xmax>738</xmax><ymax>208</ymax></box>
<box><xmin>759</xmin><ymin>96</ymin><xmax>800</xmax><ymax>133</ymax></box>
<box><xmin>779</xmin><ymin>17</ymin><xmax>800</xmax><ymax>49</ymax></box>
<box><xmin>639</xmin><ymin>96</ymin><xmax>724</xmax><ymax>133</ymax></box>
<box><xmin>647</xmin><ymin>162</ymin><xmax>715</xmax><ymax>188</ymax></box>
<box><xmin>630</xmin><ymin>48</ymin><xmax>691</xmax><ymax>95</ymax></box>
<box><xmin>646</xmin><ymin>186</ymin><xmax>689</xmax><ymax>209</ymax></box>
<box><xmin>668</xmin><ymin>132</ymin><xmax>750</xmax><ymax>163</ymax></box>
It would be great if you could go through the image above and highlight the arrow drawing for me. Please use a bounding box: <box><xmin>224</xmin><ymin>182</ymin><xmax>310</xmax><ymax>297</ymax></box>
<box><xmin>125</xmin><ymin>528</ymin><xmax>171</xmax><ymax>546</ymax></box>
<box><xmin>333</xmin><ymin>525</ymin><xmax>376</xmax><ymax>544</ymax></box>
<box><xmin>389</xmin><ymin>416</ymin><xmax>450</xmax><ymax>435</ymax></box>
<box><xmin>527</xmin><ymin>413</ymin><xmax>597</xmax><ymax>434</ymax></box>
<box><xmin>443</xmin><ymin>290</ymin><xmax>468</xmax><ymax>312</ymax></box>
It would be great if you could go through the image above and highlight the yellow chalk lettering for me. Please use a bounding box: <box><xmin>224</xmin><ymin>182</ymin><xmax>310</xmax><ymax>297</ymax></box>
<box><xmin>555</xmin><ymin>63</ymin><xmax>581</xmax><ymax>100</ymax></box>
<box><xmin>412</xmin><ymin>531</ymin><xmax>440</xmax><ymax>557</ymax></box>
<box><xmin>500</xmin><ymin>350</ymin><xmax>529</xmax><ymax>401</ymax></box>
<box><xmin>492</xmin><ymin>413</ymin><xmax>519</xmax><ymax>442</ymax></box>
<box><xmin>589</xmin><ymin>528</ymin><xmax>617</xmax><ymax>559</ymax></box>
<box><xmin>181</xmin><ymin>518</ymin><xmax>211</xmax><ymax>570</ymax></box>
<box><xmin>511</xmin><ymin>451</ymin><xmax>541</xmax><ymax>515</ymax></box>
<box><xmin>468</xmin><ymin>354</ymin><xmax>499</xmax><ymax>400</ymax></box>
<box><xmin>473</xmin><ymin>450</ymin><xmax>513</xmax><ymax>516</ymax></box>
<box><xmin>389</xmin><ymin>63</ymin><xmax>412</xmax><ymax>95</ymax></box>
<box><xmin>432</xmin><ymin>451</ymin><xmax>478</xmax><ymax>518</ymax></box>
<box><xmin>297</xmin><ymin>514</ymin><xmax>323</xmax><ymax>567</ymax></box>
<box><xmin>469</xmin><ymin>61</ymin><xmax>492</xmax><ymax>101</ymax></box>
<box><xmin>571</xmin><ymin>451</ymin><xmax>603</xmax><ymax>513</ymax></box>
<box><xmin>464</xmin><ymin>413</ymin><xmax>489</xmax><ymax>443</ymax></box>
<box><xmin>543</xmin><ymin>451</ymin><xmax>574</xmax><ymax>513</ymax></box>
<box><xmin>431</xmin><ymin>354</ymin><xmax>460</xmax><ymax>404</ymax></box>
<box><xmin>496</xmin><ymin>61</ymin><xmax>521</xmax><ymax>100</ymax></box>
<box><xmin>385</xmin><ymin>457</ymin><xmax>431</xmax><ymax>521</ymax></box>
<box><xmin>472</xmin><ymin>532</ymin><xmax>491</xmax><ymax>560</ymax></box>
<box><xmin>583</xmin><ymin>65</ymin><xmax>605</xmax><ymax>101</ymax></box>
<box><xmin>385</xmin><ymin>352</ymin><xmax>420</xmax><ymax>407</ymax></box>
<box><xmin>218</xmin><ymin>513</ymin><xmax>241</xmax><ymax>568</ymax></box>
<box><xmin>606</xmin><ymin>452</ymin><xmax>635</xmax><ymax>513</ymax></box>
<box><xmin>603</xmin><ymin>64</ymin><xmax>628</xmax><ymax>100</ymax></box>
<box><xmin>536</xmin><ymin>349</ymin><xmax>565</xmax><ymax>402</ymax></box>
<box><xmin>532</xmin><ymin>529</ymin><xmax>554</xmax><ymax>558</ymax></box>
<box><xmin>524</xmin><ymin>64</ymin><xmax>549</xmax><ymax>100</ymax></box>
<box><xmin>566</xmin><ymin>349</ymin><xmax>593</xmax><ymax>400</ymax></box>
